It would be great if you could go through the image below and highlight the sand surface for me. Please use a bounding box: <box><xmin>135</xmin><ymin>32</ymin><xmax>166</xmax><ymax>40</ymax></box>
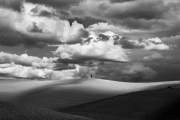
<box><xmin>62</xmin><ymin>88</ymin><xmax>180</xmax><ymax>120</ymax></box>
<box><xmin>0</xmin><ymin>78</ymin><xmax>179</xmax><ymax>110</ymax></box>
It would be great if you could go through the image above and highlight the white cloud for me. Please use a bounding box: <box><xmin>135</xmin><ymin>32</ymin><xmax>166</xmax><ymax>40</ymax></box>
<box><xmin>143</xmin><ymin>52</ymin><xmax>172</xmax><ymax>61</ymax></box>
<box><xmin>121</xmin><ymin>37</ymin><xmax>170</xmax><ymax>50</ymax></box>
<box><xmin>87</xmin><ymin>22</ymin><xmax>147</xmax><ymax>35</ymax></box>
<box><xmin>54</xmin><ymin>31</ymin><xmax>130</xmax><ymax>62</ymax></box>
<box><xmin>0</xmin><ymin>52</ymin><xmax>56</xmax><ymax>68</ymax></box>
<box><xmin>142</xmin><ymin>38</ymin><xmax>170</xmax><ymax>50</ymax></box>
<box><xmin>88</xmin><ymin>23</ymin><xmax>170</xmax><ymax>50</ymax></box>
<box><xmin>0</xmin><ymin>63</ymin><xmax>77</xmax><ymax>79</ymax></box>
<box><xmin>0</xmin><ymin>52</ymin><xmax>79</xmax><ymax>79</ymax></box>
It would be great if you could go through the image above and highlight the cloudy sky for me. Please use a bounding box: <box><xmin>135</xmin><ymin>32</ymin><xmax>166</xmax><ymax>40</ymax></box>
<box><xmin>0</xmin><ymin>0</ymin><xmax>180</xmax><ymax>82</ymax></box>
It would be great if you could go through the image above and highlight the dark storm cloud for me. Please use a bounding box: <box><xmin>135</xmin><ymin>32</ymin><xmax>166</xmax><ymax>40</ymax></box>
<box><xmin>30</xmin><ymin>5</ymin><xmax>70</xmax><ymax>20</ymax></box>
<box><xmin>142</xmin><ymin>58</ymin><xmax>180</xmax><ymax>82</ymax></box>
<box><xmin>57</xmin><ymin>57</ymin><xmax>126</xmax><ymax>67</ymax></box>
<box><xmin>0</xmin><ymin>0</ymin><xmax>23</xmax><ymax>12</ymax></box>
<box><xmin>0</xmin><ymin>29</ymin><xmax>60</xmax><ymax>48</ymax></box>
<box><xmin>154</xmin><ymin>21</ymin><xmax>180</xmax><ymax>38</ymax></box>
<box><xmin>119</xmin><ymin>37</ymin><xmax>144</xmax><ymax>49</ymax></box>
<box><xmin>119</xmin><ymin>18</ymin><xmax>168</xmax><ymax>30</ymax></box>
<box><xmin>162</xmin><ymin>35</ymin><xmax>180</xmax><ymax>49</ymax></box>
<box><xmin>68</xmin><ymin>17</ymin><xmax>106</xmax><ymax>28</ymax></box>
<box><xmin>0</xmin><ymin>26</ymin><xmax>90</xmax><ymax>48</ymax></box>
<box><xmin>26</xmin><ymin>0</ymin><xmax>84</xmax><ymax>10</ymax></box>
<box><xmin>69</xmin><ymin>0</ymin><xmax>180</xmax><ymax>39</ymax></box>
<box><xmin>38</xmin><ymin>10</ymin><xmax>54</xmax><ymax>18</ymax></box>
<box><xmin>53</xmin><ymin>63</ymin><xmax>76</xmax><ymax>71</ymax></box>
<box><xmin>110</xmin><ymin>0</ymin><xmax>136</xmax><ymax>3</ymax></box>
<box><xmin>106</xmin><ymin>0</ymin><xmax>168</xmax><ymax>20</ymax></box>
<box><xmin>70</xmin><ymin>0</ymin><xmax>170</xmax><ymax>21</ymax></box>
<box><xmin>94</xmin><ymin>63</ymin><xmax>157</xmax><ymax>82</ymax></box>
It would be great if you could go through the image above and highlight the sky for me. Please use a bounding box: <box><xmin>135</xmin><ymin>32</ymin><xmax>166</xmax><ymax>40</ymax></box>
<box><xmin>0</xmin><ymin>0</ymin><xmax>180</xmax><ymax>82</ymax></box>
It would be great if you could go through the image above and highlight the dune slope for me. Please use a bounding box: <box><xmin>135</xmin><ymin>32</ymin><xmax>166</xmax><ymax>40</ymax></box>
<box><xmin>61</xmin><ymin>88</ymin><xmax>180</xmax><ymax>120</ymax></box>
<box><xmin>0</xmin><ymin>100</ymin><xmax>93</xmax><ymax>120</ymax></box>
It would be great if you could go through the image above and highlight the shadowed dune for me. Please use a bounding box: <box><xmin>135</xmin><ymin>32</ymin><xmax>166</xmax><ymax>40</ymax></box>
<box><xmin>0</xmin><ymin>100</ymin><xmax>93</xmax><ymax>120</ymax></box>
<box><xmin>61</xmin><ymin>87</ymin><xmax>180</xmax><ymax>120</ymax></box>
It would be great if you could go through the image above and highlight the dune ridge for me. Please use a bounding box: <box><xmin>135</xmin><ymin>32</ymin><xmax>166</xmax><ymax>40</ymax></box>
<box><xmin>0</xmin><ymin>78</ymin><xmax>179</xmax><ymax>110</ymax></box>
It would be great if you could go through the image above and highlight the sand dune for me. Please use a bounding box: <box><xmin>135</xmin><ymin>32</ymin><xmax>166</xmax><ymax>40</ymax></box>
<box><xmin>62</xmin><ymin>88</ymin><xmax>180</xmax><ymax>120</ymax></box>
<box><xmin>0</xmin><ymin>100</ymin><xmax>92</xmax><ymax>120</ymax></box>
<box><xmin>0</xmin><ymin>78</ymin><xmax>179</xmax><ymax>110</ymax></box>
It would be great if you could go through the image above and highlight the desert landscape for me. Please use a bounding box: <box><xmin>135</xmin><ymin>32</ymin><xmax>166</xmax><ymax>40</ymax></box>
<box><xmin>0</xmin><ymin>78</ymin><xmax>180</xmax><ymax>120</ymax></box>
<box><xmin>1</xmin><ymin>0</ymin><xmax>180</xmax><ymax>120</ymax></box>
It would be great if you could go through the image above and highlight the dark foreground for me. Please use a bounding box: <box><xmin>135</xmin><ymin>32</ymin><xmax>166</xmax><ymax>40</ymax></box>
<box><xmin>0</xmin><ymin>101</ymin><xmax>93</xmax><ymax>120</ymax></box>
<box><xmin>61</xmin><ymin>87</ymin><xmax>180</xmax><ymax>120</ymax></box>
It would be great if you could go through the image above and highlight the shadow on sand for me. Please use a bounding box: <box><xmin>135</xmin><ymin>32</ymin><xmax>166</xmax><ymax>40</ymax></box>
<box><xmin>60</xmin><ymin>88</ymin><xmax>180</xmax><ymax>120</ymax></box>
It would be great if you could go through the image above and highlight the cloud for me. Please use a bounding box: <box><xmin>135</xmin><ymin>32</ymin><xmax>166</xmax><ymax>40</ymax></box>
<box><xmin>86</xmin><ymin>29</ymin><xmax>170</xmax><ymax>50</ymax></box>
<box><xmin>68</xmin><ymin>17</ymin><xmax>106</xmax><ymax>28</ymax></box>
<box><xmin>0</xmin><ymin>3</ymin><xmax>89</xmax><ymax>48</ymax></box>
<box><xmin>0</xmin><ymin>0</ymin><xmax>23</xmax><ymax>12</ymax></box>
<box><xmin>68</xmin><ymin>0</ymin><xmax>180</xmax><ymax>39</ymax></box>
<box><xmin>110</xmin><ymin>0</ymin><xmax>136</xmax><ymax>3</ymax></box>
<box><xmin>29</xmin><ymin>4</ymin><xmax>70</xmax><ymax>19</ymax></box>
<box><xmin>87</xmin><ymin>22</ymin><xmax>145</xmax><ymax>35</ymax></box>
<box><xmin>27</xmin><ymin>22</ymin><xmax>43</xmax><ymax>33</ymax></box>
<box><xmin>107</xmin><ymin>0</ymin><xmax>168</xmax><ymax>20</ymax></box>
<box><xmin>142</xmin><ymin>60</ymin><xmax>180</xmax><ymax>82</ymax></box>
<box><xmin>0</xmin><ymin>63</ymin><xmax>77</xmax><ymax>79</ymax></box>
<box><xmin>120</xmin><ymin>63</ymin><xmax>157</xmax><ymax>82</ymax></box>
<box><xmin>143</xmin><ymin>52</ymin><xmax>172</xmax><ymax>61</ymax></box>
<box><xmin>0</xmin><ymin>52</ymin><xmax>57</xmax><ymax>68</ymax></box>
<box><xmin>70</xmin><ymin>0</ymin><xmax>169</xmax><ymax>21</ymax></box>
<box><xmin>114</xmin><ymin>37</ymin><xmax>170</xmax><ymax>50</ymax></box>
<box><xmin>76</xmin><ymin>63</ymin><xmax>157</xmax><ymax>82</ymax></box>
<box><xmin>54</xmin><ymin>30</ymin><xmax>169</xmax><ymax>65</ymax></box>
<box><xmin>75</xmin><ymin>65</ymin><xmax>98</xmax><ymax>78</ymax></box>
<box><xmin>26</xmin><ymin>0</ymin><xmax>84</xmax><ymax>10</ymax></box>
<box><xmin>54</xmin><ymin>31</ymin><xmax>130</xmax><ymax>63</ymax></box>
<box><xmin>123</xmin><ymin>37</ymin><xmax>170</xmax><ymax>50</ymax></box>
<box><xmin>87</xmin><ymin>22</ymin><xmax>162</xmax><ymax>39</ymax></box>
<box><xmin>0</xmin><ymin>52</ymin><xmax>76</xmax><ymax>70</ymax></box>
<box><xmin>162</xmin><ymin>35</ymin><xmax>180</xmax><ymax>49</ymax></box>
<box><xmin>0</xmin><ymin>52</ymin><xmax>78</xmax><ymax>79</ymax></box>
